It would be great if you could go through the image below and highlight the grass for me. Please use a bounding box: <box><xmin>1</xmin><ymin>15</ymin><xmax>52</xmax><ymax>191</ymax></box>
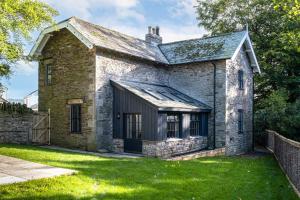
<box><xmin>0</xmin><ymin>144</ymin><xmax>297</xmax><ymax>200</ymax></box>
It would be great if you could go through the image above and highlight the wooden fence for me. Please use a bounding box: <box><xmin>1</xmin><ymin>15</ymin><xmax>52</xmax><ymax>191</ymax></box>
<box><xmin>266</xmin><ymin>130</ymin><xmax>300</xmax><ymax>196</ymax></box>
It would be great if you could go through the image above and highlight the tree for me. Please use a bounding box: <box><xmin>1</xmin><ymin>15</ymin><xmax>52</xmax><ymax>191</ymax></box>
<box><xmin>196</xmin><ymin>0</ymin><xmax>300</xmax><ymax>102</ymax></box>
<box><xmin>196</xmin><ymin>0</ymin><xmax>300</xmax><ymax>137</ymax></box>
<box><xmin>0</xmin><ymin>0</ymin><xmax>57</xmax><ymax>79</ymax></box>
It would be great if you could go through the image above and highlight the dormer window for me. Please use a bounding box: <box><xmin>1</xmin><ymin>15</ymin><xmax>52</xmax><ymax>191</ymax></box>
<box><xmin>238</xmin><ymin>70</ymin><xmax>244</xmax><ymax>90</ymax></box>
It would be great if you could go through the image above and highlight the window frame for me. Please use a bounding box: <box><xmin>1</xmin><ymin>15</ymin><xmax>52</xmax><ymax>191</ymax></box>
<box><xmin>238</xmin><ymin>70</ymin><xmax>244</xmax><ymax>90</ymax></box>
<box><xmin>124</xmin><ymin>113</ymin><xmax>142</xmax><ymax>140</ymax></box>
<box><xmin>190</xmin><ymin>113</ymin><xmax>208</xmax><ymax>137</ymax></box>
<box><xmin>45</xmin><ymin>64</ymin><xmax>52</xmax><ymax>86</ymax></box>
<box><xmin>70</xmin><ymin>104</ymin><xmax>82</xmax><ymax>133</ymax></box>
<box><xmin>167</xmin><ymin>113</ymin><xmax>181</xmax><ymax>138</ymax></box>
<box><xmin>190</xmin><ymin>113</ymin><xmax>201</xmax><ymax>136</ymax></box>
<box><xmin>238</xmin><ymin>109</ymin><xmax>244</xmax><ymax>134</ymax></box>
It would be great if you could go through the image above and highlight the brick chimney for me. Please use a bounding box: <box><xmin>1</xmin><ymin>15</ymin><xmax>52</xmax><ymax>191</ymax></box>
<box><xmin>145</xmin><ymin>26</ymin><xmax>162</xmax><ymax>45</ymax></box>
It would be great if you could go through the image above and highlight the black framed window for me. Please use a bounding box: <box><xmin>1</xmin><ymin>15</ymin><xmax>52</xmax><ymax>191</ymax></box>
<box><xmin>46</xmin><ymin>64</ymin><xmax>52</xmax><ymax>86</ymax></box>
<box><xmin>70</xmin><ymin>104</ymin><xmax>81</xmax><ymax>133</ymax></box>
<box><xmin>125</xmin><ymin>114</ymin><xmax>142</xmax><ymax>139</ymax></box>
<box><xmin>238</xmin><ymin>70</ymin><xmax>244</xmax><ymax>90</ymax></box>
<box><xmin>238</xmin><ymin>109</ymin><xmax>243</xmax><ymax>134</ymax></box>
<box><xmin>167</xmin><ymin>114</ymin><xmax>180</xmax><ymax>138</ymax></box>
<box><xmin>190</xmin><ymin>114</ymin><xmax>201</xmax><ymax>136</ymax></box>
<box><xmin>190</xmin><ymin>113</ymin><xmax>208</xmax><ymax>136</ymax></box>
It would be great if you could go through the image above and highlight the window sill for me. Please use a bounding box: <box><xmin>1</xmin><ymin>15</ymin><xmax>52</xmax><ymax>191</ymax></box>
<box><xmin>189</xmin><ymin>136</ymin><xmax>201</xmax><ymax>139</ymax></box>
<box><xmin>166</xmin><ymin>138</ymin><xmax>182</xmax><ymax>142</ymax></box>
<box><xmin>70</xmin><ymin>132</ymin><xmax>82</xmax><ymax>134</ymax></box>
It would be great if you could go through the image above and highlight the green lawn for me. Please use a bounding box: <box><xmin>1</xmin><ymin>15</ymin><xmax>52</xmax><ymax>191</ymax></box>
<box><xmin>0</xmin><ymin>144</ymin><xmax>297</xmax><ymax>200</ymax></box>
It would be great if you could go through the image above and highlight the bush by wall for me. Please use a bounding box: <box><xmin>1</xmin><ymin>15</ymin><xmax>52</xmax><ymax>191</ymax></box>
<box><xmin>0</xmin><ymin>102</ymin><xmax>33</xmax><ymax>114</ymax></box>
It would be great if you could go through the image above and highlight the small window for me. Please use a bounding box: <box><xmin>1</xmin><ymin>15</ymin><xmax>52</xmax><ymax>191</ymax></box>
<box><xmin>238</xmin><ymin>109</ymin><xmax>243</xmax><ymax>134</ymax></box>
<box><xmin>190</xmin><ymin>113</ymin><xmax>208</xmax><ymax>136</ymax></box>
<box><xmin>125</xmin><ymin>114</ymin><xmax>142</xmax><ymax>139</ymax></box>
<box><xmin>167</xmin><ymin>114</ymin><xmax>180</xmax><ymax>138</ymax></box>
<box><xmin>46</xmin><ymin>64</ymin><xmax>52</xmax><ymax>85</ymax></box>
<box><xmin>190</xmin><ymin>114</ymin><xmax>201</xmax><ymax>136</ymax></box>
<box><xmin>238</xmin><ymin>70</ymin><xmax>244</xmax><ymax>90</ymax></box>
<box><xmin>70</xmin><ymin>104</ymin><xmax>81</xmax><ymax>133</ymax></box>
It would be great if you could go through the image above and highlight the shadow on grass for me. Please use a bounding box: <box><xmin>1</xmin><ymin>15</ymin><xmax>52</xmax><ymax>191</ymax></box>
<box><xmin>0</xmin><ymin>144</ymin><xmax>298</xmax><ymax>200</ymax></box>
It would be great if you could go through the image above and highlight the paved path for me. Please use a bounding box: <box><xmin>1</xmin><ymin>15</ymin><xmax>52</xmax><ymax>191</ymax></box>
<box><xmin>0</xmin><ymin>155</ymin><xmax>76</xmax><ymax>185</ymax></box>
<box><xmin>40</xmin><ymin>145</ymin><xmax>143</xmax><ymax>158</ymax></box>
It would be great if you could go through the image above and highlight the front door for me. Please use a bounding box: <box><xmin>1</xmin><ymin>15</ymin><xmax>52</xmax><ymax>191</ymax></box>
<box><xmin>124</xmin><ymin>114</ymin><xmax>142</xmax><ymax>153</ymax></box>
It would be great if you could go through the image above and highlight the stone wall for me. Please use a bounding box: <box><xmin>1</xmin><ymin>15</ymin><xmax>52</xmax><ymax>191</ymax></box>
<box><xmin>95</xmin><ymin>50</ymin><xmax>167</xmax><ymax>150</ymax></box>
<box><xmin>112</xmin><ymin>139</ymin><xmax>124</xmax><ymax>153</ymax></box>
<box><xmin>37</xmin><ymin>27</ymin><xmax>254</xmax><ymax>155</ymax></box>
<box><xmin>225</xmin><ymin>48</ymin><xmax>253</xmax><ymax>155</ymax></box>
<box><xmin>167</xmin><ymin>147</ymin><xmax>225</xmax><ymax>161</ymax></box>
<box><xmin>39</xmin><ymin>28</ymin><xmax>96</xmax><ymax>151</ymax></box>
<box><xmin>266</xmin><ymin>130</ymin><xmax>300</xmax><ymax>197</ymax></box>
<box><xmin>0</xmin><ymin>113</ymin><xmax>33</xmax><ymax>144</ymax></box>
<box><xmin>166</xmin><ymin>60</ymin><xmax>227</xmax><ymax>149</ymax></box>
<box><xmin>143</xmin><ymin>136</ymin><xmax>208</xmax><ymax>158</ymax></box>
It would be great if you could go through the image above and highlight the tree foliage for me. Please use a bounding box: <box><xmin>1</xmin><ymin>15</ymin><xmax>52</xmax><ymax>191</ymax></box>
<box><xmin>196</xmin><ymin>0</ymin><xmax>300</xmax><ymax>137</ymax></box>
<box><xmin>0</xmin><ymin>102</ymin><xmax>33</xmax><ymax>114</ymax></box>
<box><xmin>0</xmin><ymin>0</ymin><xmax>57</xmax><ymax>78</ymax></box>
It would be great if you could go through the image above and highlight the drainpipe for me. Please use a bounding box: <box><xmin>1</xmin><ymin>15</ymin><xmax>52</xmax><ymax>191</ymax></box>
<box><xmin>252</xmin><ymin>70</ymin><xmax>255</xmax><ymax>151</ymax></box>
<box><xmin>211</xmin><ymin>62</ymin><xmax>217</xmax><ymax>149</ymax></box>
<box><xmin>48</xmin><ymin>108</ymin><xmax>51</xmax><ymax>145</ymax></box>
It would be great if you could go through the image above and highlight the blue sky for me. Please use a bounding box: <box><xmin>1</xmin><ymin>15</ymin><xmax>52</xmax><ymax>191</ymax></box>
<box><xmin>1</xmin><ymin>0</ymin><xmax>206</xmax><ymax>99</ymax></box>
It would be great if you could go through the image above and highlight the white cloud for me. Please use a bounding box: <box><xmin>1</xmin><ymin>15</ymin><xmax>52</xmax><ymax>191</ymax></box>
<box><xmin>168</xmin><ymin>0</ymin><xmax>198</xmax><ymax>19</ymax></box>
<box><xmin>41</xmin><ymin>0</ymin><xmax>204</xmax><ymax>42</ymax></box>
<box><xmin>42</xmin><ymin>0</ymin><xmax>142</xmax><ymax>21</ymax></box>
<box><xmin>12</xmin><ymin>60</ymin><xmax>37</xmax><ymax>76</ymax></box>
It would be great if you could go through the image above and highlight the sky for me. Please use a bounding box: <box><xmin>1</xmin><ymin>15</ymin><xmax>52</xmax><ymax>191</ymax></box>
<box><xmin>1</xmin><ymin>0</ymin><xmax>206</xmax><ymax>99</ymax></box>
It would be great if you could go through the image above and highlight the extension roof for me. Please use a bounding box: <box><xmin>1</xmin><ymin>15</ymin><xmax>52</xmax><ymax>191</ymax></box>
<box><xmin>111</xmin><ymin>80</ymin><xmax>211</xmax><ymax>112</ymax></box>
<box><xmin>29</xmin><ymin>17</ymin><xmax>260</xmax><ymax>73</ymax></box>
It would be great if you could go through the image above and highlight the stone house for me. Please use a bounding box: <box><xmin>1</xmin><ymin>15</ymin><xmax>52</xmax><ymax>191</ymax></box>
<box><xmin>29</xmin><ymin>17</ymin><xmax>260</xmax><ymax>158</ymax></box>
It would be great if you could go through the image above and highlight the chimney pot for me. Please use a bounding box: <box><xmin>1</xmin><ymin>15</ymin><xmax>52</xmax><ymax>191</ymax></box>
<box><xmin>148</xmin><ymin>26</ymin><xmax>151</xmax><ymax>34</ymax></box>
<box><xmin>145</xmin><ymin>25</ymin><xmax>162</xmax><ymax>45</ymax></box>
<box><xmin>152</xmin><ymin>27</ymin><xmax>156</xmax><ymax>34</ymax></box>
<box><xmin>155</xmin><ymin>26</ymin><xmax>160</xmax><ymax>36</ymax></box>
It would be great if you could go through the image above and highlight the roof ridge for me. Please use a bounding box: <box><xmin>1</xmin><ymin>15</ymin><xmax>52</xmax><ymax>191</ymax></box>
<box><xmin>70</xmin><ymin>17</ymin><xmax>152</xmax><ymax>46</ymax></box>
<box><xmin>160</xmin><ymin>30</ymin><xmax>247</xmax><ymax>46</ymax></box>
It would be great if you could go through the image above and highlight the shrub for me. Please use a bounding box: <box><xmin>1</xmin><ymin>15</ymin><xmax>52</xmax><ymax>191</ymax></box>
<box><xmin>0</xmin><ymin>102</ymin><xmax>33</xmax><ymax>114</ymax></box>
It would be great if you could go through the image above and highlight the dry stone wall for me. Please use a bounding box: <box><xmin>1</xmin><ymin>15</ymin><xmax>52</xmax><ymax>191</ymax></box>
<box><xmin>0</xmin><ymin>113</ymin><xmax>33</xmax><ymax>144</ymax></box>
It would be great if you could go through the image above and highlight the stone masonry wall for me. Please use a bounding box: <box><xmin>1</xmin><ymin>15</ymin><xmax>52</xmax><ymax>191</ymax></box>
<box><xmin>143</xmin><ymin>136</ymin><xmax>208</xmax><ymax>158</ymax></box>
<box><xmin>95</xmin><ymin>50</ymin><xmax>167</xmax><ymax>150</ymax></box>
<box><xmin>225</xmin><ymin>48</ymin><xmax>253</xmax><ymax>155</ymax></box>
<box><xmin>166</xmin><ymin>61</ymin><xmax>227</xmax><ymax>149</ymax></box>
<box><xmin>0</xmin><ymin>113</ymin><xmax>33</xmax><ymax>144</ymax></box>
<box><xmin>39</xmin><ymin>29</ymin><xmax>96</xmax><ymax>151</ymax></box>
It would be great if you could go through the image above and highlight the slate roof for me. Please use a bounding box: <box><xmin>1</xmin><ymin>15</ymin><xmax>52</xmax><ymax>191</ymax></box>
<box><xmin>30</xmin><ymin>17</ymin><xmax>260</xmax><ymax>72</ymax></box>
<box><xmin>111</xmin><ymin>80</ymin><xmax>211</xmax><ymax>112</ymax></box>
<box><xmin>70</xmin><ymin>17</ymin><xmax>247</xmax><ymax>64</ymax></box>
<box><xmin>69</xmin><ymin>17</ymin><xmax>168</xmax><ymax>63</ymax></box>
<box><xmin>159</xmin><ymin>31</ymin><xmax>247</xmax><ymax>65</ymax></box>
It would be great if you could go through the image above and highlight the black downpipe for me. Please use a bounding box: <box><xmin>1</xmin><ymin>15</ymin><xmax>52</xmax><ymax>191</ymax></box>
<box><xmin>212</xmin><ymin>62</ymin><xmax>216</xmax><ymax>149</ymax></box>
<box><xmin>252</xmin><ymin>70</ymin><xmax>255</xmax><ymax>151</ymax></box>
